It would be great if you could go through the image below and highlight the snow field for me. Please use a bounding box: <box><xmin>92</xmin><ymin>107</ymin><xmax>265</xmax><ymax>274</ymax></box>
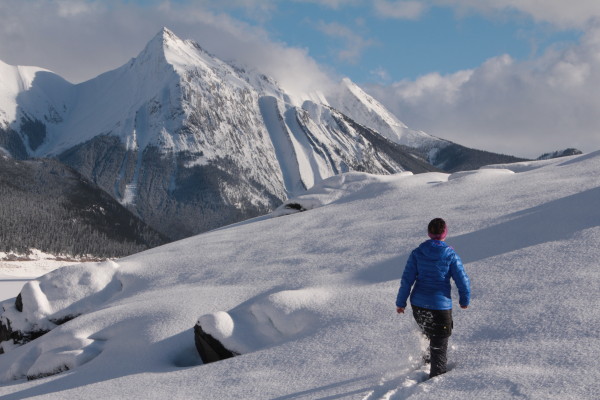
<box><xmin>0</xmin><ymin>151</ymin><xmax>599</xmax><ymax>398</ymax></box>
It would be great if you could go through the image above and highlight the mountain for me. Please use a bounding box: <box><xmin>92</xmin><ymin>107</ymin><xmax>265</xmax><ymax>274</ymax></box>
<box><xmin>0</xmin><ymin>28</ymin><xmax>523</xmax><ymax>239</ymax></box>
<box><xmin>0</xmin><ymin>155</ymin><xmax>167</xmax><ymax>257</ymax></box>
<box><xmin>326</xmin><ymin>78</ymin><xmax>529</xmax><ymax>171</ymax></box>
<box><xmin>327</xmin><ymin>77</ymin><xmax>440</xmax><ymax>148</ymax></box>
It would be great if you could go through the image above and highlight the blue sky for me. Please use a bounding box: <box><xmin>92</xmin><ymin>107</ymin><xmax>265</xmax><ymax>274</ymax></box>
<box><xmin>228</xmin><ymin>2</ymin><xmax>581</xmax><ymax>84</ymax></box>
<box><xmin>1</xmin><ymin>0</ymin><xmax>599</xmax><ymax>157</ymax></box>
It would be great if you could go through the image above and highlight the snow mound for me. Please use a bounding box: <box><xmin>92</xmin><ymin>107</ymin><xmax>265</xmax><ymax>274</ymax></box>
<box><xmin>448</xmin><ymin>168</ymin><xmax>514</xmax><ymax>181</ymax></box>
<box><xmin>197</xmin><ymin>311</ymin><xmax>235</xmax><ymax>343</ymax></box>
<box><xmin>197</xmin><ymin>287</ymin><xmax>334</xmax><ymax>355</ymax></box>
<box><xmin>2</xmin><ymin>331</ymin><xmax>104</xmax><ymax>381</ymax></box>
<box><xmin>1</xmin><ymin>260</ymin><xmax>121</xmax><ymax>343</ymax></box>
<box><xmin>273</xmin><ymin>171</ymin><xmax>413</xmax><ymax>216</ymax></box>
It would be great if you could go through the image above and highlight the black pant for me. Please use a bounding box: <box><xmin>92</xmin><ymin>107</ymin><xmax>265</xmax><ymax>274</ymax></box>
<box><xmin>411</xmin><ymin>305</ymin><xmax>453</xmax><ymax>378</ymax></box>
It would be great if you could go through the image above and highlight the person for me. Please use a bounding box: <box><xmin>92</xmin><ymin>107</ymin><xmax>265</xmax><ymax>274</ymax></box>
<box><xmin>396</xmin><ymin>218</ymin><xmax>470</xmax><ymax>378</ymax></box>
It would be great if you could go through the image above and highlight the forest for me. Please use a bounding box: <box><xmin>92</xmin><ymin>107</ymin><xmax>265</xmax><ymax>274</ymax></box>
<box><xmin>0</xmin><ymin>155</ymin><xmax>167</xmax><ymax>258</ymax></box>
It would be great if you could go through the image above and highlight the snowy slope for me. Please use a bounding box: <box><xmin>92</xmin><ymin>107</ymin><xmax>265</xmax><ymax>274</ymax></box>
<box><xmin>0</xmin><ymin>151</ymin><xmax>598</xmax><ymax>399</ymax></box>
<box><xmin>0</xmin><ymin>60</ymin><xmax>64</xmax><ymax>128</ymax></box>
<box><xmin>327</xmin><ymin>77</ymin><xmax>444</xmax><ymax>150</ymax></box>
<box><xmin>0</xmin><ymin>59</ymin><xmax>72</xmax><ymax>156</ymax></box>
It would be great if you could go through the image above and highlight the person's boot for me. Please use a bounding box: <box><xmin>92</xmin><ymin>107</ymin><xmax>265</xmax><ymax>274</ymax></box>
<box><xmin>428</xmin><ymin>336</ymin><xmax>449</xmax><ymax>378</ymax></box>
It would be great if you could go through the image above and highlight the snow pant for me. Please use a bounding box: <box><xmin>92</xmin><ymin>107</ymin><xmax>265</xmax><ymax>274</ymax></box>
<box><xmin>411</xmin><ymin>305</ymin><xmax>453</xmax><ymax>378</ymax></box>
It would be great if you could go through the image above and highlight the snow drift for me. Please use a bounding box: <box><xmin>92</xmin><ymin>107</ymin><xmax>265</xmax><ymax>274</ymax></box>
<box><xmin>0</xmin><ymin>151</ymin><xmax>599</xmax><ymax>399</ymax></box>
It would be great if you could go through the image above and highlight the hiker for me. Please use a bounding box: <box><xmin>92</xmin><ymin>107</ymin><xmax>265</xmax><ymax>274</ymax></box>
<box><xmin>395</xmin><ymin>218</ymin><xmax>470</xmax><ymax>378</ymax></box>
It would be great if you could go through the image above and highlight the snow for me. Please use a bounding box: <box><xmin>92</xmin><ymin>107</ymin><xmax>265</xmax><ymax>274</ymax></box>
<box><xmin>258</xmin><ymin>96</ymin><xmax>306</xmax><ymax>195</ymax></box>
<box><xmin>327</xmin><ymin>77</ymin><xmax>443</xmax><ymax>149</ymax></box>
<box><xmin>0</xmin><ymin>59</ymin><xmax>71</xmax><ymax>144</ymax></box>
<box><xmin>1</xmin><ymin>152</ymin><xmax>599</xmax><ymax>398</ymax></box>
<box><xmin>0</xmin><ymin>251</ymin><xmax>85</xmax><ymax>302</ymax></box>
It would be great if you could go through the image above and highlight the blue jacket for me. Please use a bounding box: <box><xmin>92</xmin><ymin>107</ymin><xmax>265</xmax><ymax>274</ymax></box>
<box><xmin>396</xmin><ymin>240</ymin><xmax>470</xmax><ymax>310</ymax></box>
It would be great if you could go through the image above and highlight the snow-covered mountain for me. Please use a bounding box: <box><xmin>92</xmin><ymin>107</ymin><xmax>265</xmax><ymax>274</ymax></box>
<box><xmin>0</xmin><ymin>28</ymin><xmax>523</xmax><ymax>239</ymax></box>
<box><xmin>0</xmin><ymin>28</ymin><xmax>444</xmax><ymax>239</ymax></box>
<box><xmin>1</xmin><ymin>151</ymin><xmax>598</xmax><ymax>398</ymax></box>
<box><xmin>328</xmin><ymin>77</ymin><xmax>440</xmax><ymax>149</ymax></box>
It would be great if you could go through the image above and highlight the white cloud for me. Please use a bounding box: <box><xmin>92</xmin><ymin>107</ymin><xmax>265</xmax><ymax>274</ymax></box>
<box><xmin>56</xmin><ymin>0</ymin><xmax>99</xmax><ymax>17</ymax></box>
<box><xmin>435</xmin><ymin>0</ymin><xmax>600</xmax><ymax>29</ymax></box>
<box><xmin>373</xmin><ymin>0</ymin><xmax>429</xmax><ymax>20</ymax></box>
<box><xmin>0</xmin><ymin>0</ymin><xmax>335</xmax><ymax>97</ymax></box>
<box><xmin>315</xmin><ymin>21</ymin><xmax>374</xmax><ymax>63</ymax></box>
<box><xmin>369</xmin><ymin>66</ymin><xmax>392</xmax><ymax>82</ymax></box>
<box><xmin>365</xmin><ymin>26</ymin><xmax>600</xmax><ymax>157</ymax></box>
<box><xmin>368</xmin><ymin>0</ymin><xmax>600</xmax><ymax>29</ymax></box>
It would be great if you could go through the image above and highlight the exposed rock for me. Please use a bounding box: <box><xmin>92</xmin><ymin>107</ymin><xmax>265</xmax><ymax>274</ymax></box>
<box><xmin>284</xmin><ymin>203</ymin><xmax>306</xmax><ymax>212</ymax></box>
<box><xmin>194</xmin><ymin>323</ymin><xmax>238</xmax><ymax>364</ymax></box>
<box><xmin>15</xmin><ymin>293</ymin><xmax>22</xmax><ymax>312</ymax></box>
<box><xmin>27</xmin><ymin>365</ymin><xmax>70</xmax><ymax>381</ymax></box>
<box><xmin>0</xmin><ymin>316</ymin><xmax>50</xmax><ymax>350</ymax></box>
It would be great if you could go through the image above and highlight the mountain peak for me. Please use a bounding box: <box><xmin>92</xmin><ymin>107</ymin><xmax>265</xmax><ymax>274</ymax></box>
<box><xmin>136</xmin><ymin>27</ymin><xmax>218</xmax><ymax>73</ymax></box>
<box><xmin>143</xmin><ymin>27</ymin><xmax>183</xmax><ymax>57</ymax></box>
<box><xmin>155</xmin><ymin>27</ymin><xmax>180</xmax><ymax>46</ymax></box>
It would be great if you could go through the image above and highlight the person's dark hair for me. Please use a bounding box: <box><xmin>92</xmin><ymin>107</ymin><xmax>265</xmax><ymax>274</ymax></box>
<box><xmin>428</xmin><ymin>218</ymin><xmax>446</xmax><ymax>235</ymax></box>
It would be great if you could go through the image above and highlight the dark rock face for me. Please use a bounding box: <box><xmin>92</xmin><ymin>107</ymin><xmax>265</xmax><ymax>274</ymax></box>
<box><xmin>0</xmin><ymin>318</ymin><xmax>12</xmax><ymax>346</ymax></box>
<box><xmin>194</xmin><ymin>323</ymin><xmax>238</xmax><ymax>364</ymax></box>
<box><xmin>285</xmin><ymin>203</ymin><xmax>306</xmax><ymax>212</ymax></box>
<box><xmin>59</xmin><ymin>136</ymin><xmax>282</xmax><ymax>240</ymax></box>
<box><xmin>15</xmin><ymin>293</ymin><xmax>23</xmax><ymax>312</ymax></box>
<box><xmin>335</xmin><ymin>114</ymin><xmax>442</xmax><ymax>174</ymax></box>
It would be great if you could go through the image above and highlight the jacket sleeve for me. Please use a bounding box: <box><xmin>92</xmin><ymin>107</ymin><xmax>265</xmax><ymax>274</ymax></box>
<box><xmin>396</xmin><ymin>251</ymin><xmax>417</xmax><ymax>308</ymax></box>
<box><xmin>449</xmin><ymin>252</ymin><xmax>470</xmax><ymax>307</ymax></box>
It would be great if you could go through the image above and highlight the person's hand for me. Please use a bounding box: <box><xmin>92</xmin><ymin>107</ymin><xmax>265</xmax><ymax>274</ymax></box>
<box><xmin>460</xmin><ymin>305</ymin><xmax>469</xmax><ymax>309</ymax></box>
<box><xmin>396</xmin><ymin>307</ymin><xmax>405</xmax><ymax>314</ymax></box>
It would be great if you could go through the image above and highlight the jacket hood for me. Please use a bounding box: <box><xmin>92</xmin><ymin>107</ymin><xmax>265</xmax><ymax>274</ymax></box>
<box><xmin>418</xmin><ymin>239</ymin><xmax>450</xmax><ymax>259</ymax></box>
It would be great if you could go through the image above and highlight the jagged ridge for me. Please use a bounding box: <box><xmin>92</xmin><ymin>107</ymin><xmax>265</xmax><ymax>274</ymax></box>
<box><xmin>0</xmin><ymin>28</ymin><xmax>520</xmax><ymax>240</ymax></box>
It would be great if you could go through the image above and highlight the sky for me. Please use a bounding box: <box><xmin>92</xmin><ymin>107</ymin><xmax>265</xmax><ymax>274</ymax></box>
<box><xmin>1</xmin><ymin>0</ymin><xmax>599</xmax><ymax>158</ymax></box>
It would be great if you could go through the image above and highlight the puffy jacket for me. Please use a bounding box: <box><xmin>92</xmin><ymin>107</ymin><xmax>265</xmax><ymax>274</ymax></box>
<box><xmin>396</xmin><ymin>240</ymin><xmax>470</xmax><ymax>310</ymax></box>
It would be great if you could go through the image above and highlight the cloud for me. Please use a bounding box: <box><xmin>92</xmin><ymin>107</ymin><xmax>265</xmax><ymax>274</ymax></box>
<box><xmin>373</xmin><ymin>0</ymin><xmax>429</xmax><ymax>20</ymax></box>
<box><xmin>0</xmin><ymin>0</ymin><xmax>335</xmax><ymax>98</ymax></box>
<box><xmin>368</xmin><ymin>0</ymin><xmax>600</xmax><ymax>29</ymax></box>
<box><xmin>364</xmin><ymin>25</ymin><xmax>600</xmax><ymax>157</ymax></box>
<box><xmin>435</xmin><ymin>0</ymin><xmax>600</xmax><ymax>29</ymax></box>
<box><xmin>55</xmin><ymin>0</ymin><xmax>99</xmax><ymax>17</ymax></box>
<box><xmin>369</xmin><ymin>67</ymin><xmax>392</xmax><ymax>82</ymax></box>
<box><xmin>292</xmin><ymin>0</ymin><xmax>361</xmax><ymax>9</ymax></box>
<box><xmin>315</xmin><ymin>21</ymin><xmax>375</xmax><ymax>63</ymax></box>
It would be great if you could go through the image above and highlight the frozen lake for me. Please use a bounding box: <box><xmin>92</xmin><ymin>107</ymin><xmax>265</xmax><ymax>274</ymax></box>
<box><xmin>0</xmin><ymin>276</ymin><xmax>33</xmax><ymax>302</ymax></box>
<box><xmin>0</xmin><ymin>257</ymin><xmax>83</xmax><ymax>301</ymax></box>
